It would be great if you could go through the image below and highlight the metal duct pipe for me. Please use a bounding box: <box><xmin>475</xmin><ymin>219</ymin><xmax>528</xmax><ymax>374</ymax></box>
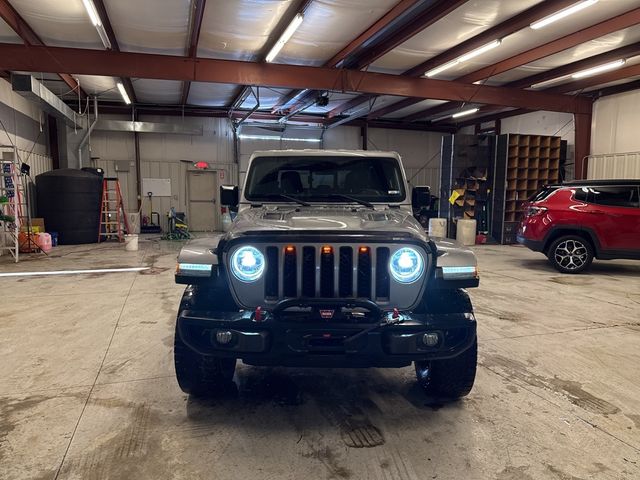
<box><xmin>78</xmin><ymin>97</ymin><xmax>98</xmax><ymax>169</ymax></box>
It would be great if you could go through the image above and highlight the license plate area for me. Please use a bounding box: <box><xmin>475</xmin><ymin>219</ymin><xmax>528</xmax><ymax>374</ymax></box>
<box><xmin>286</xmin><ymin>329</ymin><xmax>366</xmax><ymax>353</ymax></box>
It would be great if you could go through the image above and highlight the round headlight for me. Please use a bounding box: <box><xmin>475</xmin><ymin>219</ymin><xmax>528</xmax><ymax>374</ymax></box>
<box><xmin>389</xmin><ymin>247</ymin><xmax>424</xmax><ymax>284</ymax></box>
<box><xmin>230</xmin><ymin>246</ymin><xmax>265</xmax><ymax>282</ymax></box>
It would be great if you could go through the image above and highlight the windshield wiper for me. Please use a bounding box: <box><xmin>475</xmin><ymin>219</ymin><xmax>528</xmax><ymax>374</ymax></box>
<box><xmin>261</xmin><ymin>193</ymin><xmax>310</xmax><ymax>206</ymax></box>
<box><xmin>316</xmin><ymin>194</ymin><xmax>374</xmax><ymax>208</ymax></box>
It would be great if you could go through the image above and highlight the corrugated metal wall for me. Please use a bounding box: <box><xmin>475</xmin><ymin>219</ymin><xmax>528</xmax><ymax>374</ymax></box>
<box><xmin>587</xmin><ymin>152</ymin><xmax>640</xmax><ymax>179</ymax></box>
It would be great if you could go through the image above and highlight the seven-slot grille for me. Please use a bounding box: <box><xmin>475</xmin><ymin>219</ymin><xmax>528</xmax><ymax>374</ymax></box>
<box><xmin>264</xmin><ymin>244</ymin><xmax>391</xmax><ymax>302</ymax></box>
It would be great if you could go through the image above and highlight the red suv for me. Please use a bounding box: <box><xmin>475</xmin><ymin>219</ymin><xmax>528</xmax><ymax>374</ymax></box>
<box><xmin>517</xmin><ymin>180</ymin><xmax>640</xmax><ymax>273</ymax></box>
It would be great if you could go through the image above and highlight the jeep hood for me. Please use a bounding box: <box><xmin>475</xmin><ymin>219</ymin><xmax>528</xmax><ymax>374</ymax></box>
<box><xmin>230</xmin><ymin>206</ymin><xmax>427</xmax><ymax>241</ymax></box>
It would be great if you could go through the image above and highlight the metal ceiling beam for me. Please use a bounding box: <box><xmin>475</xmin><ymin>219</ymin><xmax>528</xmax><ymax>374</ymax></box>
<box><xmin>395</xmin><ymin>6</ymin><xmax>640</xmax><ymax>122</ymax></box>
<box><xmin>273</xmin><ymin>0</ymin><xmax>426</xmax><ymax>113</ymax></box>
<box><xmin>180</xmin><ymin>0</ymin><xmax>207</xmax><ymax>104</ymax></box>
<box><xmin>548</xmin><ymin>62</ymin><xmax>640</xmax><ymax>94</ymax></box>
<box><xmin>228</xmin><ymin>0</ymin><xmax>314</xmax><ymax>110</ymax></box>
<box><xmin>0</xmin><ymin>0</ymin><xmax>85</xmax><ymax>97</ymax></box>
<box><xmin>337</xmin><ymin>0</ymin><xmax>576</xmax><ymax>120</ymax></box>
<box><xmin>506</xmin><ymin>41</ymin><xmax>640</xmax><ymax>89</ymax></box>
<box><xmin>92</xmin><ymin>0</ymin><xmax>136</xmax><ymax>103</ymax></box>
<box><xmin>592</xmin><ymin>78</ymin><xmax>640</xmax><ymax>99</ymax></box>
<box><xmin>458</xmin><ymin>6</ymin><xmax>640</xmax><ymax>84</ymax></box>
<box><xmin>0</xmin><ymin>43</ymin><xmax>593</xmax><ymax>114</ymax></box>
<box><xmin>83</xmin><ymin>101</ymin><xmax>457</xmax><ymax>132</ymax></box>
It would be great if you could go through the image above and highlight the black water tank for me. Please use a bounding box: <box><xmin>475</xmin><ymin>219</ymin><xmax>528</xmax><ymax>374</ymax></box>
<box><xmin>36</xmin><ymin>169</ymin><xmax>103</xmax><ymax>245</ymax></box>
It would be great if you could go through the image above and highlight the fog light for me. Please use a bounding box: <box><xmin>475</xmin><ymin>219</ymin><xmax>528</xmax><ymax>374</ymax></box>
<box><xmin>422</xmin><ymin>333</ymin><xmax>439</xmax><ymax>347</ymax></box>
<box><xmin>216</xmin><ymin>330</ymin><xmax>233</xmax><ymax>345</ymax></box>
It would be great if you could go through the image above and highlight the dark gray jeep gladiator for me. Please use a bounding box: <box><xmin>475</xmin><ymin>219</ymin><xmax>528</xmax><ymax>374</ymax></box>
<box><xmin>174</xmin><ymin>150</ymin><xmax>479</xmax><ymax>398</ymax></box>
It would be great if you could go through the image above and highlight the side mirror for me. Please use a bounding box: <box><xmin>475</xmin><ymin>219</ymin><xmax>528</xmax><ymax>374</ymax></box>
<box><xmin>412</xmin><ymin>186</ymin><xmax>431</xmax><ymax>209</ymax></box>
<box><xmin>220</xmin><ymin>185</ymin><xmax>239</xmax><ymax>208</ymax></box>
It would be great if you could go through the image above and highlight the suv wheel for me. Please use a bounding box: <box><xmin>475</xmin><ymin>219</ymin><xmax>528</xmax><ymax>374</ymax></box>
<box><xmin>415</xmin><ymin>338</ymin><xmax>477</xmax><ymax>399</ymax></box>
<box><xmin>174</xmin><ymin>324</ymin><xmax>236</xmax><ymax>397</ymax></box>
<box><xmin>547</xmin><ymin>235</ymin><xmax>594</xmax><ymax>274</ymax></box>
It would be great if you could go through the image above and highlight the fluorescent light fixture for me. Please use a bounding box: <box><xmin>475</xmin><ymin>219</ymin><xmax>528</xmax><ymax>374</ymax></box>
<box><xmin>451</xmin><ymin>108</ymin><xmax>479</xmax><ymax>119</ymax></box>
<box><xmin>530</xmin><ymin>75</ymin><xmax>571</xmax><ymax>89</ymax></box>
<box><xmin>266</xmin><ymin>13</ymin><xmax>304</xmax><ymax>63</ymax></box>
<box><xmin>238</xmin><ymin>134</ymin><xmax>320</xmax><ymax>142</ymax></box>
<box><xmin>0</xmin><ymin>267</ymin><xmax>148</xmax><ymax>278</ymax></box>
<box><xmin>425</xmin><ymin>59</ymin><xmax>460</xmax><ymax>77</ymax></box>
<box><xmin>425</xmin><ymin>40</ymin><xmax>501</xmax><ymax>77</ymax></box>
<box><xmin>530</xmin><ymin>0</ymin><xmax>598</xmax><ymax>30</ymax></box>
<box><xmin>81</xmin><ymin>0</ymin><xmax>112</xmax><ymax>49</ymax></box>
<box><xmin>117</xmin><ymin>82</ymin><xmax>131</xmax><ymax>105</ymax></box>
<box><xmin>571</xmin><ymin>59</ymin><xmax>626</xmax><ymax>79</ymax></box>
<box><xmin>457</xmin><ymin>39</ymin><xmax>502</xmax><ymax>63</ymax></box>
<box><xmin>81</xmin><ymin>0</ymin><xmax>101</xmax><ymax>26</ymax></box>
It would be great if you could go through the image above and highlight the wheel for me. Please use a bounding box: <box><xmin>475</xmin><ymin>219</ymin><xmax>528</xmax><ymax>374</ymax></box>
<box><xmin>415</xmin><ymin>338</ymin><xmax>477</xmax><ymax>399</ymax></box>
<box><xmin>547</xmin><ymin>235</ymin><xmax>594</xmax><ymax>274</ymax></box>
<box><xmin>174</xmin><ymin>323</ymin><xmax>236</xmax><ymax>396</ymax></box>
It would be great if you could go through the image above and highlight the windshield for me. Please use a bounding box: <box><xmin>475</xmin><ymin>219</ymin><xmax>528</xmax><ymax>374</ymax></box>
<box><xmin>244</xmin><ymin>155</ymin><xmax>406</xmax><ymax>203</ymax></box>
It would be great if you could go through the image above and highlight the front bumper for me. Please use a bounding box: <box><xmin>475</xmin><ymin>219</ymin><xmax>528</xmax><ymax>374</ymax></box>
<box><xmin>177</xmin><ymin>299</ymin><xmax>476</xmax><ymax>368</ymax></box>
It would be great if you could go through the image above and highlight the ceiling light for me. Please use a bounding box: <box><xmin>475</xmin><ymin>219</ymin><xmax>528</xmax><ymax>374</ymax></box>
<box><xmin>81</xmin><ymin>0</ymin><xmax>101</xmax><ymax>26</ymax></box>
<box><xmin>530</xmin><ymin>75</ymin><xmax>572</xmax><ymax>89</ymax></box>
<box><xmin>571</xmin><ymin>59</ymin><xmax>626</xmax><ymax>79</ymax></box>
<box><xmin>266</xmin><ymin>13</ymin><xmax>304</xmax><ymax>63</ymax></box>
<box><xmin>452</xmin><ymin>108</ymin><xmax>479</xmax><ymax>119</ymax></box>
<box><xmin>425</xmin><ymin>59</ymin><xmax>460</xmax><ymax>78</ymax></box>
<box><xmin>424</xmin><ymin>40</ymin><xmax>501</xmax><ymax>77</ymax></box>
<box><xmin>238</xmin><ymin>134</ymin><xmax>320</xmax><ymax>142</ymax></box>
<box><xmin>81</xmin><ymin>0</ymin><xmax>112</xmax><ymax>49</ymax></box>
<box><xmin>530</xmin><ymin>0</ymin><xmax>598</xmax><ymax>30</ymax></box>
<box><xmin>457</xmin><ymin>40</ymin><xmax>502</xmax><ymax>63</ymax></box>
<box><xmin>117</xmin><ymin>82</ymin><xmax>131</xmax><ymax>105</ymax></box>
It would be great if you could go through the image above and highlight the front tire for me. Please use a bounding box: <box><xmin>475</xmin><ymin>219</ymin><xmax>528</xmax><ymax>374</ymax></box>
<box><xmin>415</xmin><ymin>338</ymin><xmax>477</xmax><ymax>399</ymax></box>
<box><xmin>174</xmin><ymin>325</ymin><xmax>236</xmax><ymax>397</ymax></box>
<box><xmin>547</xmin><ymin>235</ymin><xmax>594</xmax><ymax>274</ymax></box>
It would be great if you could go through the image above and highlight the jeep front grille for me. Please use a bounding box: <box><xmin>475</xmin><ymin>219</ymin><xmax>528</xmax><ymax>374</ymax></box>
<box><xmin>226</xmin><ymin>242</ymin><xmax>429</xmax><ymax>310</ymax></box>
<box><xmin>263</xmin><ymin>244</ymin><xmax>390</xmax><ymax>301</ymax></box>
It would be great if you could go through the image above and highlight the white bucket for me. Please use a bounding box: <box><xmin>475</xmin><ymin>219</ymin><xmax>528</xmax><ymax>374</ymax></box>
<box><xmin>456</xmin><ymin>219</ymin><xmax>477</xmax><ymax>246</ymax></box>
<box><xmin>124</xmin><ymin>234</ymin><xmax>139</xmax><ymax>251</ymax></box>
<box><xmin>428</xmin><ymin>218</ymin><xmax>447</xmax><ymax>238</ymax></box>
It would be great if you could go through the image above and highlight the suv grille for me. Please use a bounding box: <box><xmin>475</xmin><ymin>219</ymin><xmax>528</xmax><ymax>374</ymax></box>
<box><xmin>263</xmin><ymin>244</ymin><xmax>390</xmax><ymax>301</ymax></box>
<box><xmin>226</xmin><ymin>242</ymin><xmax>428</xmax><ymax>309</ymax></box>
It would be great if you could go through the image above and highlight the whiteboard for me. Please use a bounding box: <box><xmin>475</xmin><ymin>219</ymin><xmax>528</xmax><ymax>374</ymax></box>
<box><xmin>142</xmin><ymin>178</ymin><xmax>171</xmax><ymax>197</ymax></box>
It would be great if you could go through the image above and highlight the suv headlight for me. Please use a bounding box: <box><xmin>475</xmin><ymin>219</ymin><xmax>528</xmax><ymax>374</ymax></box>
<box><xmin>389</xmin><ymin>247</ymin><xmax>424</xmax><ymax>284</ymax></box>
<box><xmin>230</xmin><ymin>246</ymin><xmax>265</xmax><ymax>282</ymax></box>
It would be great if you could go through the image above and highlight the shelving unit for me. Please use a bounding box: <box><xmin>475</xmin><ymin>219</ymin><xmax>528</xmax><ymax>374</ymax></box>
<box><xmin>440</xmin><ymin>134</ymin><xmax>494</xmax><ymax>238</ymax></box>
<box><xmin>492</xmin><ymin>134</ymin><xmax>566</xmax><ymax>244</ymax></box>
<box><xmin>0</xmin><ymin>146</ymin><xmax>23</xmax><ymax>262</ymax></box>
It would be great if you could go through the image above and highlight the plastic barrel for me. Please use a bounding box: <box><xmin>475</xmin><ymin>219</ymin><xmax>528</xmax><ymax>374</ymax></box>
<box><xmin>36</xmin><ymin>169</ymin><xmax>103</xmax><ymax>245</ymax></box>
<box><xmin>456</xmin><ymin>219</ymin><xmax>477</xmax><ymax>246</ymax></box>
<box><xmin>428</xmin><ymin>218</ymin><xmax>447</xmax><ymax>238</ymax></box>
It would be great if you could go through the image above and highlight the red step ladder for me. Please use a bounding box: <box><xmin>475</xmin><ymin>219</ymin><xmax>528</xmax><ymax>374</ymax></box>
<box><xmin>98</xmin><ymin>177</ymin><xmax>131</xmax><ymax>242</ymax></box>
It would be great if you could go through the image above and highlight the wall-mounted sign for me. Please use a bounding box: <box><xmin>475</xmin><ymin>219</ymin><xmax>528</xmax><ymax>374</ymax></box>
<box><xmin>219</xmin><ymin>170</ymin><xmax>224</xmax><ymax>180</ymax></box>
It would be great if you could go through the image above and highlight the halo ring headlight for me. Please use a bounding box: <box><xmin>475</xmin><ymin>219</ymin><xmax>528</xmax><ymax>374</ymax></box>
<box><xmin>230</xmin><ymin>246</ymin><xmax>265</xmax><ymax>282</ymax></box>
<box><xmin>389</xmin><ymin>247</ymin><xmax>424</xmax><ymax>284</ymax></box>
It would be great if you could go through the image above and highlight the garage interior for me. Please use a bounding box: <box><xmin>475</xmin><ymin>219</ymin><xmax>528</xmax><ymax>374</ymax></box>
<box><xmin>0</xmin><ymin>1</ymin><xmax>639</xmax><ymax>479</ymax></box>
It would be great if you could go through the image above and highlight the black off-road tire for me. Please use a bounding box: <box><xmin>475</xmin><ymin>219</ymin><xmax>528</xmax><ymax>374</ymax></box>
<box><xmin>547</xmin><ymin>234</ymin><xmax>594</xmax><ymax>274</ymax></box>
<box><xmin>415</xmin><ymin>338</ymin><xmax>477</xmax><ymax>399</ymax></box>
<box><xmin>174</xmin><ymin>324</ymin><xmax>236</xmax><ymax>397</ymax></box>
<box><xmin>413</xmin><ymin>288</ymin><xmax>476</xmax><ymax>399</ymax></box>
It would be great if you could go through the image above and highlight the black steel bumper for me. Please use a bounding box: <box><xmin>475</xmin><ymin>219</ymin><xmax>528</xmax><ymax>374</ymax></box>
<box><xmin>176</xmin><ymin>299</ymin><xmax>476</xmax><ymax>368</ymax></box>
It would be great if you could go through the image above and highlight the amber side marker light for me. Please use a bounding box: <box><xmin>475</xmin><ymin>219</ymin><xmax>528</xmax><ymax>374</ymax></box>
<box><xmin>285</xmin><ymin>245</ymin><xmax>296</xmax><ymax>253</ymax></box>
<box><xmin>322</xmin><ymin>245</ymin><xmax>333</xmax><ymax>254</ymax></box>
<box><xmin>359</xmin><ymin>246</ymin><xmax>369</xmax><ymax>253</ymax></box>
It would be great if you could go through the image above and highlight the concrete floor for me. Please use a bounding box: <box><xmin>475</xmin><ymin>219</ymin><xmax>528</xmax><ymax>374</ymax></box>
<box><xmin>1</xmin><ymin>238</ymin><xmax>639</xmax><ymax>480</ymax></box>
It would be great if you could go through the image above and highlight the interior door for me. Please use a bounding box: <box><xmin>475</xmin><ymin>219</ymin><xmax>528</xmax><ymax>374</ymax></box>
<box><xmin>188</xmin><ymin>171</ymin><xmax>218</xmax><ymax>231</ymax></box>
<box><xmin>584</xmin><ymin>185</ymin><xmax>640</xmax><ymax>250</ymax></box>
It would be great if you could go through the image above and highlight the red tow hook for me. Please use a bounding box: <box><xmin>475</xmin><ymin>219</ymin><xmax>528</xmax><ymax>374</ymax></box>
<box><xmin>392</xmin><ymin>308</ymin><xmax>400</xmax><ymax>320</ymax></box>
<box><xmin>254</xmin><ymin>306</ymin><xmax>263</xmax><ymax>322</ymax></box>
